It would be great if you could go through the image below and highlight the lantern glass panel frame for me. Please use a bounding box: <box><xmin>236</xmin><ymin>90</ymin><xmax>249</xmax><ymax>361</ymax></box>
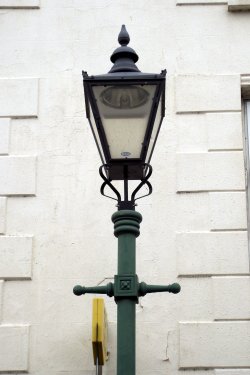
<box><xmin>83</xmin><ymin>73</ymin><xmax>165</xmax><ymax>180</ymax></box>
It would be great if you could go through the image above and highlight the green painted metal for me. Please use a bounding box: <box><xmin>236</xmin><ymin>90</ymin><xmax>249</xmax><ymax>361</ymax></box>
<box><xmin>112</xmin><ymin>210</ymin><xmax>142</xmax><ymax>239</ymax></box>
<box><xmin>117</xmin><ymin>298</ymin><xmax>135</xmax><ymax>375</ymax></box>
<box><xmin>73</xmin><ymin>283</ymin><xmax>114</xmax><ymax>297</ymax></box>
<box><xmin>139</xmin><ymin>282</ymin><xmax>181</xmax><ymax>296</ymax></box>
<box><xmin>112</xmin><ymin>210</ymin><xmax>142</xmax><ymax>375</ymax></box>
<box><xmin>73</xmin><ymin>208</ymin><xmax>181</xmax><ymax>375</ymax></box>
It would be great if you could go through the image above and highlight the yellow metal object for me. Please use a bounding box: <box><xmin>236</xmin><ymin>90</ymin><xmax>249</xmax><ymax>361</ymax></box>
<box><xmin>92</xmin><ymin>298</ymin><xmax>108</xmax><ymax>365</ymax></box>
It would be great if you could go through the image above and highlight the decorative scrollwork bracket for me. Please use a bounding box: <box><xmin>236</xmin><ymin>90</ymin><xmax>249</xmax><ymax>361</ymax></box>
<box><xmin>99</xmin><ymin>163</ymin><xmax>153</xmax><ymax>210</ymax></box>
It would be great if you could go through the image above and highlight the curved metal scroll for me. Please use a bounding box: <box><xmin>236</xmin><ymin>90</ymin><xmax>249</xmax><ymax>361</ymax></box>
<box><xmin>99</xmin><ymin>165</ymin><xmax>121</xmax><ymax>203</ymax></box>
<box><xmin>131</xmin><ymin>164</ymin><xmax>153</xmax><ymax>202</ymax></box>
<box><xmin>99</xmin><ymin>163</ymin><xmax>153</xmax><ymax>209</ymax></box>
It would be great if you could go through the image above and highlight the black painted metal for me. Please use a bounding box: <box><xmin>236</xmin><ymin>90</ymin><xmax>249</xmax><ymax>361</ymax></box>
<box><xmin>99</xmin><ymin>163</ymin><xmax>153</xmax><ymax>210</ymax></box>
<box><xmin>83</xmin><ymin>74</ymin><xmax>165</xmax><ymax>180</ymax></box>
<box><xmin>82</xmin><ymin>25</ymin><xmax>166</xmax><ymax>181</ymax></box>
<box><xmin>131</xmin><ymin>164</ymin><xmax>152</xmax><ymax>203</ymax></box>
<box><xmin>99</xmin><ymin>165</ymin><xmax>121</xmax><ymax>203</ymax></box>
<box><xmin>109</xmin><ymin>25</ymin><xmax>140</xmax><ymax>73</ymax></box>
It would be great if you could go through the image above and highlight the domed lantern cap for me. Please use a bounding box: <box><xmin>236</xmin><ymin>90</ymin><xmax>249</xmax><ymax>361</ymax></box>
<box><xmin>82</xmin><ymin>25</ymin><xmax>166</xmax><ymax>180</ymax></box>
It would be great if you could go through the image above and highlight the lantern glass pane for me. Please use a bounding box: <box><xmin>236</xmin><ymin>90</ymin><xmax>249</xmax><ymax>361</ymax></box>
<box><xmin>145</xmin><ymin>94</ymin><xmax>163</xmax><ymax>164</ymax></box>
<box><xmin>93</xmin><ymin>85</ymin><xmax>157</xmax><ymax>159</ymax></box>
<box><xmin>88</xmin><ymin>101</ymin><xmax>105</xmax><ymax>164</ymax></box>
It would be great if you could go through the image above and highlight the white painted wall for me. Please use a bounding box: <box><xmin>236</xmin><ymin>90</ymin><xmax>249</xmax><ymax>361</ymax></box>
<box><xmin>0</xmin><ymin>1</ymin><xmax>250</xmax><ymax>374</ymax></box>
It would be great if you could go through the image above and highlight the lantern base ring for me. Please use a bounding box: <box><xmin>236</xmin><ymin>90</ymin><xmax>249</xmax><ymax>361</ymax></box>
<box><xmin>99</xmin><ymin>164</ymin><xmax>153</xmax><ymax>210</ymax></box>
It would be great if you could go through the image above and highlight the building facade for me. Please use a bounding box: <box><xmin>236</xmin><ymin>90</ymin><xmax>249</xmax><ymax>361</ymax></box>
<box><xmin>0</xmin><ymin>1</ymin><xmax>250</xmax><ymax>374</ymax></box>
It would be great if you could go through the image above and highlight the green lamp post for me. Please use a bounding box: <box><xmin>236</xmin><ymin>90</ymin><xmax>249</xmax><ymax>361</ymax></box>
<box><xmin>73</xmin><ymin>25</ymin><xmax>181</xmax><ymax>375</ymax></box>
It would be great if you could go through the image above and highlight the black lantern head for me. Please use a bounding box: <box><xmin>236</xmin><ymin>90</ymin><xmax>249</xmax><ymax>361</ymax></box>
<box><xmin>83</xmin><ymin>25</ymin><xmax>166</xmax><ymax>181</ymax></box>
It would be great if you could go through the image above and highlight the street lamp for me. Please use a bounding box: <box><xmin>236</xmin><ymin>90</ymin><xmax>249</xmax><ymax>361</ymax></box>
<box><xmin>74</xmin><ymin>25</ymin><xmax>180</xmax><ymax>375</ymax></box>
<box><xmin>82</xmin><ymin>24</ymin><xmax>166</xmax><ymax>209</ymax></box>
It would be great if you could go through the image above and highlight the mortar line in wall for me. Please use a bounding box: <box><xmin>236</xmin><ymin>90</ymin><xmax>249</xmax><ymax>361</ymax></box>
<box><xmin>175</xmin><ymin>230</ymin><xmax>247</xmax><ymax>233</ymax></box>
<box><xmin>208</xmin><ymin>149</ymin><xmax>243</xmax><ymax>152</ymax></box>
<box><xmin>0</xmin><ymin>194</ymin><xmax>36</xmax><ymax>197</ymax></box>
<box><xmin>177</xmin><ymin>189</ymin><xmax>246</xmax><ymax>194</ymax></box>
<box><xmin>178</xmin><ymin>273</ymin><xmax>250</xmax><ymax>278</ymax></box>
<box><xmin>212</xmin><ymin>275</ymin><xmax>250</xmax><ymax>279</ymax></box>
<box><xmin>0</xmin><ymin>234</ymin><xmax>33</xmax><ymax>237</ymax></box>
<box><xmin>214</xmin><ymin>368</ymin><xmax>250</xmax><ymax>370</ymax></box>
<box><xmin>179</xmin><ymin>367</ymin><xmax>250</xmax><ymax>370</ymax></box>
<box><xmin>0</xmin><ymin>277</ymin><xmax>32</xmax><ymax>281</ymax></box>
<box><xmin>176</xmin><ymin>2</ymin><xmax>227</xmax><ymax>6</ymax></box>
<box><xmin>0</xmin><ymin>6</ymin><xmax>40</xmax><ymax>9</ymax></box>
<box><xmin>214</xmin><ymin>318</ymin><xmax>250</xmax><ymax>321</ymax></box>
<box><xmin>179</xmin><ymin>321</ymin><xmax>214</xmax><ymax>325</ymax></box>
<box><xmin>176</xmin><ymin>110</ymin><xmax>242</xmax><ymax>115</ymax></box>
<box><xmin>210</xmin><ymin>229</ymin><xmax>247</xmax><ymax>232</ymax></box>
<box><xmin>180</xmin><ymin>320</ymin><xmax>250</xmax><ymax>324</ymax></box>
<box><xmin>0</xmin><ymin>115</ymin><xmax>38</xmax><ymax>119</ymax></box>
<box><xmin>176</xmin><ymin>150</ymin><xmax>243</xmax><ymax>154</ymax></box>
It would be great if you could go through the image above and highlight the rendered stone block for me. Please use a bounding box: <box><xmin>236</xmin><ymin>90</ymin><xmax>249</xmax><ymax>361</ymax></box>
<box><xmin>2</xmin><ymin>280</ymin><xmax>37</xmax><ymax>324</ymax></box>
<box><xmin>177</xmin><ymin>231</ymin><xmax>248</xmax><ymax>275</ymax></box>
<box><xmin>177</xmin><ymin>152</ymin><xmax>245</xmax><ymax>192</ymax></box>
<box><xmin>177</xmin><ymin>112</ymin><xmax>243</xmax><ymax>152</ymax></box>
<box><xmin>180</xmin><ymin>322</ymin><xmax>250</xmax><ymax>367</ymax></box>
<box><xmin>33</xmin><ymin>322</ymin><xmax>94</xmax><ymax>371</ymax></box>
<box><xmin>0</xmin><ymin>236</ymin><xmax>33</xmax><ymax>279</ymax></box>
<box><xmin>0</xmin><ymin>197</ymin><xmax>6</xmax><ymax>234</ymax></box>
<box><xmin>209</xmin><ymin>192</ymin><xmax>247</xmax><ymax>230</ymax></box>
<box><xmin>207</xmin><ymin>112</ymin><xmax>243</xmax><ymax>151</ymax></box>
<box><xmin>178</xmin><ymin>277</ymin><xmax>213</xmax><ymax>321</ymax></box>
<box><xmin>0</xmin><ymin>0</ymin><xmax>39</xmax><ymax>7</ymax></box>
<box><xmin>228</xmin><ymin>0</ymin><xmax>250</xmax><ymax>10</ymax></box>
<box><xmin>213</xmin><ymin>276</ymin><xmax>250</xmax><ymax>319</ymax></box>
<box><xmin>0</xmin><ymin>325</ymin><xmax>29</xmax><ymax>371</ymax></box>
<box><xmin>0</xmin><ymin>78</ymin><xmax>38</xmax><ymax>117</ymax></box>
<box><xmin>0</xmin><ymin>119</ymin><xmax>10</xmax><ymax>155</ymax></box>
<box><xmin>177</xmin><ymin>114</ymin><xmax>208</xmax><ymax>152</ymax></box>
<box><xmin>0</xmin><ymin>156</ymin><xmax>36</xmax><ymax>195</ymax></box>
<box><xmin>175</xmin><ymin>75</ymin><xmax>241</xmax><ymax>113</ymax></box>
<box><xmin>177</xmin><ymin>191</ymin><xmax>247</xmax><ymax>232</ymax></box>
<box><xmin>176</xmin><ymin>192</ymin><xmax>210</xmax><ymax>231</ymax></box>
<box><xmin>137</xmin><ymin>322</ymin><xmax>175</xmax><ymax>372</ymax></box>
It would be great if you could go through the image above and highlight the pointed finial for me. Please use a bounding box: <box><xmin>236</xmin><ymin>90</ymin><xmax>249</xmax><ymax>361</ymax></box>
<box><xmin>118</xmin><ymin>25</ymin><xmax>130</xmax><ymax>46</ymax></box>
<box><xmin>109</xmin><ymin>25</ymin><xmax>140</xmax><ymax>73</ymax></box>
